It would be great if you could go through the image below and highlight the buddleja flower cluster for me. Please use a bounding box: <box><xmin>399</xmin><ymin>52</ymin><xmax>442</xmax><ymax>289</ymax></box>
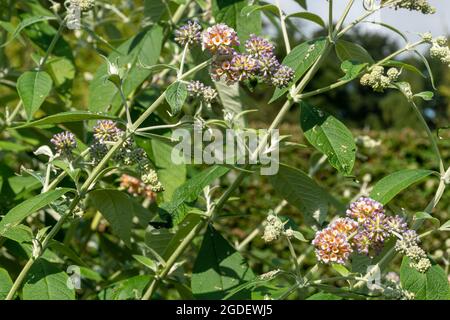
<box><xmin>119</xmin><ymin>174</ymin><xmax>157</xmax><ymax>201</ymax></box>
<box><xmin>174</xmin><ymin>21</ymin><xmax>295</xmax><ymax>89</ymax></box>
<box><xmin>68</xmin><ymin>0</ymin><xmax>95</xmax><ymax>11</ymax></box>
<box><xmin>262</xmin><ymin>214</ymin><xmax>294</xmax><ymax>243</ymax></box>
<box><xmin>391</xmin><ymin>0</ymin><xmax>435</xmax><ymax>14</ymax></box>
<box><xmin>312</xmin><ymin>197</ymin><xmax>430</xmax><ymax>272</ymax></box>
<box><xmin>187</xmin><ymin>80</ymin><xmax>218</xmax><ymax>103</ymax></box>
<box><xmin>360</xmin><ymin>66</ymin><xmax>399</xmax><ymax>92</ymax></box>
<box><xmin>51</xmin><ymin>120</ymin><xmax>164</xmax><ymax>193</ymax></box>
<box><xmin>428</xmin><ymin>36</ymin><xmax>450</xmax><ymax>67</ymax></box>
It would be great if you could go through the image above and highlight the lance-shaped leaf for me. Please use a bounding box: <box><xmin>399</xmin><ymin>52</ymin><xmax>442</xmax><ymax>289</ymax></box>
<box><xmin>300</xmin><ymin>101</ymin><xmax>356</xmax><ymax>175</ymax></box>
<box><xmin>335</xmin><ymin>39</ymin><xmax>374</xmax><ymax>64</ymax></box>
<box><xmin>0</xmin><ymin>268</ymin><xmax>13</xmax><ymax>299</ymax></box>
<box><xmin>0</xmin><ymin>188</ymin><xmax>73</xmax><ymax>236</ymax></box>
<box><xmin>17</xmin><ymin>71</ymin><xmax>53</xmax><ymax>120</ymax></box>
<box><xmin>14</xmin><ymin>111</ymin><xmax>117</xmax><ymax>129</ymax></box>
<box><xmin>370</xmin><ymin>169</ymin><xmax>434</xmax><ymax>205</ymax></box>
<box><xmin>269</xmin><ymin>164</ymin><xmax>344</xmax><ymax>226</ymax></box>
<box><xmin>191</xmin><ymin>225</ymin><xmax>255</xmax><ymax>299</ymax></box>
<box><xmin>270</xmin><ymin>37</ymin><xmax>327</xmax><ymax>103</ymax></box>
<box><xmin>23</xmin><ymin>258</ymin><xmax>75</xmax><ymax>300</ymax></box>
<box><xmin>162</xmin><ymin>166</ymin><xmax>230</xmax><ymax>226</ymax></box>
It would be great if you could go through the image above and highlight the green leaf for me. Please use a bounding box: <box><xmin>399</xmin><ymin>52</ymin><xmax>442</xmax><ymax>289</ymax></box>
<box><xmin>191</xmin><ymin>225</ymin><xmax>255</xmax><ymax>299</ymax></box>
<box><xmin>162</xmin><ymin>166</ymin><xmax>229</xmax><ymax>226</ymax></box>
<box><xmin>0</xmin><ymin>188</ymin><xmax>73</xmax><ymax>236</ymax></box>
<box><xmin>23</xmin><ymin>258</ymin><xmax>75</xmax><ymax>300</ymax></box>
<box><xmin>133</xmin><ymin>255</ymin><xmax>157</xmax><ymax>272</ymax></box>
<box><xmin>241</xmin><ymin>4</ymin><xmax>279</xmax><ymax>17</ymax></box>
<box><xmin>382</xmin><ymin>60</ymin><xmax>425</xmax><ymax>78</ymax></box>
<box><xmin>165</xmin><ymin>81</ymin><xmax>188</xmax><ymax>115</ymax></box>
<box><xmin>414</xmin><ymin>212</ymin><xmax>440</xmax><ymax>228</ymax></box>
<box><xmin>17</xmin><ymin>71</ymin><xmax>53</xmax><ymax>120</ymax></box>
<box><xmin>286</xmin><ymin>12</ymin><xmax>325</xmax><ymax>28</ymax></box>
<box><xmin>0</xmin><ymin>268</ymin><xmax>13</xmax><ymax>299</ymax></box>
<box><xmin>213</xmin><ymin>0</ymin><xmax>262</xmax><ymax>46</ymax></box>
<box><xmin>150</xmin><ymin>138</ymin><xmax>186</xmax><ymax>201</ymax></box>
<box><xmin>340</xmin><ymin>60</ymin><xmax>367</xmax><ymax>81</ymax></box>
<box><xmin>439</xmin><ymin>220</ymin><xmax>450</xmax><ymax>232</ymax></box>
<box><xmin>293</xmin><ymin>0</ymin><xmax>308</xmax><ymax>9</ymax></box>
<box><xmin>214</xmin><ymin>81</ymin><xmax>247</xmax><ymax>128</ymax></box>
<box><xmin>300</xmin><ymin>101</ymin><xmax>356</xmax><ymax>175</ymax></box>
<box><xmin>14</xmin><ymin>111</ymin><xmax>117</xmax><ymax>129</ymax></box>
<box><xmin>89</xmin><ymin>190</ymin><xmax>142</xmax><ymax>247</ymax></box>
<box><xmin>400</xmin><ymin>257</ymin><xmax>450</xmax><ymax>300</ymax></box>
<box><xmin>144</xmin><ymin>0</ymin><xmax>167</xmax><ymax>24</ymax></box>
<box><xmin>370</xmin><ymin>169</ymin><xmax>434</xmax><ymax>205</ymax></box>
<box><xmin>414</xmin><ymin>91</ymin><xmax>434</xmax><ymax>101</ymax></box>
<box><xmin>104</xmin><ymin>275</ymin><xmax>151</xmax><ymax>300</ymax></box>
<box><xmin>332</xmin><ymin>264</ymin><xmax>350</xmax><ymax>277</ymax></box>
<box><xmin>163</xmin><ymin>214</ymin><xmax>202</xmax><ymax>260</ymax></box>
<box><xmin>270</xmin><ymin>38</ymin><xmax>327</xmax><ymax>103</ymax></box>
<box><xmin>0</xmin><ymin>16</ymin><xmax>57</xmax><ymax>48</ymax></box>
<box><xmin>89</xmin><ymin>26</ymin><xmax>163</xmax><ymax>114</ymax></box>
<box><xmin>335</xmin><ymin>39</ymin><xmax>374</xmax><ymax>64</ymax></box>
<box><xmin>269</xmin><ymin>164</ymin><xmax>344</xmax><ymax>226</ymax></box>
<box><xmin>307</xmin><ymin>292</ymin><xmax>342</xmax><ymax>300</ymax></box>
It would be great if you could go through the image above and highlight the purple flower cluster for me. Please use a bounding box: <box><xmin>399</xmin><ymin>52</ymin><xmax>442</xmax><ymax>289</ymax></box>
<box><xmin>313</xmin><ymin>197</ymin><xmax>412</xmax><ymax>265</ymax></box>
<box><xmin>51</xmin><ymin>131</ymin><xmax>77</xmax><ymax>157</ymax></box>
<box><xmin>207</xmin><ymin>33</ymin><xmax>294</xmax><ymax>87</ymax></box>
<box><xmin>175</xmin><ymin>20</ymin><xmax>202</xmax><ymax>46</ymax></box>
<box><xmin>174</xmin><ymin>21</ymin><xmax>295</xmax><ymax>88</ymax></box>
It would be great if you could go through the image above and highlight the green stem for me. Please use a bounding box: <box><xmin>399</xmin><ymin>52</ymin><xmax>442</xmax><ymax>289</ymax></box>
<box><xmin>38</xmin><ymin>19</ymin><xmax>65</xmax><ymax>71</ymax></box>
<box><xmin>410</xmin><ymin>100</ymin><xmax>445</xmax><ymax>175</ymax></box>
<box><xmin>275</xmin><ymin>0</ymin><xmax>291</xmax><ymax>54</ymax></box>
<box><xmin>141</xmin><ymin>220</ymin><xmax>206</xmax><ymax>300</ymax></box>
<box><xmin>5</xmin><ymin>196</ymin><xmax>80</xmax><ymax>300</ymax></box>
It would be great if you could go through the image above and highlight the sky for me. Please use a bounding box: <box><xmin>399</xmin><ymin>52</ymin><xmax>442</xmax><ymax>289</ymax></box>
<box><xmin>267</xmin><ymin>0</ymin><xmax>449</xmax><ymax>42</ymax></box>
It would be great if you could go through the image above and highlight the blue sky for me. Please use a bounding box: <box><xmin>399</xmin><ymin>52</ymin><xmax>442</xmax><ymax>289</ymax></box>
<box><xmin>268</xmin><ymin>0</ymin><xmax>449</xmax><ymax>42</ymax></box>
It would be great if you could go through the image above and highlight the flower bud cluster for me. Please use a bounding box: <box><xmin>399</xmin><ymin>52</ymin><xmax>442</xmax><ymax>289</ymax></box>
<box><xmin>429</xmin><ymin>36</ymin><xmax>450</xmax><ymax>67</ymax></box>
<box><xmin>262</xmin><ymin>214</ymin><xmax>295</xmax><ymax>243</ymax></box>
<box><xmin>69</xmin><ymin>0</ymin><xmax>95</xmax><ymax>11</ymax></box>
<box><xmin>262</xmin><ymin>214</ymin><xmax>284</xmax><ymax>243</ymax></box>
<box><xmin>394</xmin><ymin>230</ymin><xmax>431</xmax><ymax>273</ymax></box>
<box><xmin>360</xmin><ymin>66</ymin><xmax>399</xmax><ymax>92</ymax></box>
<box><xmin>392</xmin><ymin>0</ymin><xmax>435</xmax><ymax>14</ymax></box>
<box><xmin>187</xmin><ymin>80</ymin><xmax>218</xmax><ymax>103</ymax></box>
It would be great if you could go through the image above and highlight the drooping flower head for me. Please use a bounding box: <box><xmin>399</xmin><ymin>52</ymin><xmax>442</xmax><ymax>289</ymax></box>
<box><xmin>93</xmin><ymin>120</ymin><xmax>122</xmax><ymax>143</ymax></box>
<box><xmin>346</xmin><ymin>197</ymin><xmax>385</xmax><ymax>223</ymax></box>
<box><xmin>245</xmin><ymin>34</ymin><xmax>275</xmax><ymax>58</ymax></box>
<box><xmin>271</xmin><ymin>65</ymin><xmax>295</xmax><ymax>88</ymax></box>
<box><xmin>51</xmin><ymin>131</ymin><xmax>77</xmax><ymax>157</ymax></box>
<box><xmin>175</xmin><ymin>20</ymin><xmax>202</xmax><ymax>46</ymax></box>
<box><xmin>312</xmin><ymin>227</ymin><xmax>353</xmax><ymax>264</ymax></box>
<box><xmin>202</xmin><ymin>23</ymin><xmax>240</xmax><ymax>55</ymax></box>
